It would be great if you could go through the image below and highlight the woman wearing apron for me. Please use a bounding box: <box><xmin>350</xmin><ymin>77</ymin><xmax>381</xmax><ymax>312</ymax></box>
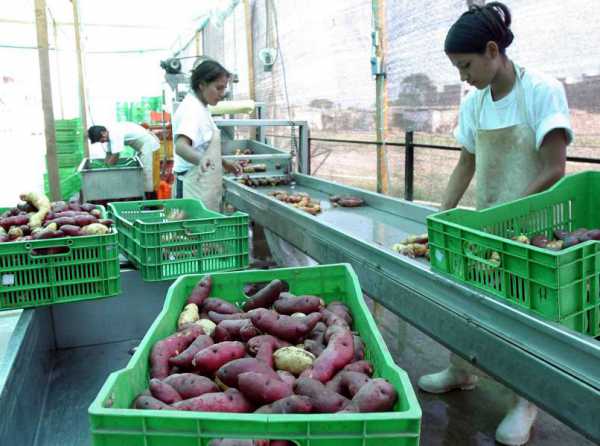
<box><xmin>418</xmin><ymin>3</ymin><xmax>573</xmax><ymax>445</ymax></box>
<box><xmin>172</xmin><ymin>59</ymin><xmax>241</xmax><ymax>211</ymax></box>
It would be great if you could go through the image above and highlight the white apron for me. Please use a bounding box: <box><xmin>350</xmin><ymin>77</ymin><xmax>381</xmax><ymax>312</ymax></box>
<box><xmin>127</xmin><ymin>132</ymin><xmax>160</xmax><ymax>193</ymax></box>
<box><xmin>474</xmin><ymin>63</ymin><xmax>542</xmax><ymax>210</ymax></box>
<box><xmin>181</xmin><ymin>122</ymin><xmax>223</xmax><ymax>212</ymax></box>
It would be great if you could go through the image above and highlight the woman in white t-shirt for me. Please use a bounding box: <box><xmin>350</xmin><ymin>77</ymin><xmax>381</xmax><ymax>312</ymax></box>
<box><xmin>172</xmin><ymin>60</ymin><xmax>241</xmax><ymax>210</ymax></box>
<box><xmin>418</xmin><ymin>3</ymin><xmax>572</xmax><ymax>446</ymax></box>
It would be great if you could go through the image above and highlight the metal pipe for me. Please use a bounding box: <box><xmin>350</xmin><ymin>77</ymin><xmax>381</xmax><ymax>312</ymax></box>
<box><xmin>405</xmin><ymin>131</ymin><xmax>414</xmax><ymax>201</ymax></box>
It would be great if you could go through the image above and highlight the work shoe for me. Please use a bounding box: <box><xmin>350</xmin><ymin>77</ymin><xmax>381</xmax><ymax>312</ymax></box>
<box><xmin>495</xmin><ymin>397</ymin><xmax>538</xmax><ymax>445</ymax></box>
<box><xmin>417</xmin><ymin>364</ymin><xmax>478</xmax><ymax>394</ymax></box>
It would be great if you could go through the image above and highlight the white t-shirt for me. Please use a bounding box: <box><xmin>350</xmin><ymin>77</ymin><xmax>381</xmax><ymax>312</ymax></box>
<box><xmin>454</xmin><ymin>67</ymin><xmax>574</xmax><ymax>153</ymax></box>
<box><xmin>173</xmin><ymin>92</ymin><xmax>216</xmax><ymax>173</ymax></box>
<box><xmin>105</xmin><ymin>122</ymin><xmax>151</xmax><ymax>154</ymax></box>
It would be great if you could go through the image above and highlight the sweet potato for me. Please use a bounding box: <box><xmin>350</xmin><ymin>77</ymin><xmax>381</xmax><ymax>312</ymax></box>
<box><xmin>585</xmin><ymin>229</ymin><xmax>600</xmax><ymax>240</ymax></box>
<box><xmin>326</xmin><ymin>301</ymin><xmax>353</xmax><ymax>325</ymax></box>
<box><xmin>31</xmin><ymin>228</ymin><xmax>64</xmax><ymax>240</ymax></box>
<box><xmin>202</xmin><ymin>298</ymin><xmax>242</xmax><ymax>315</ymax></box>
<box><xmin>553</xmin><ymin>229</ymin><xmax>569</xmax><ymax>240</ymax></box>
<box><xmin>340</xmin><ymin>371</ymin><xmax>371</xmax><ymax>397</ymax></box>
<box><xmin>98</xmin><ymin>218</ymin><xmax>114</xmax><ymax>228</ymax></box>
<box><xmin>320</xmin><ymin>309</ymin><xmax>350</xmax><ymax>329</ymax></box>
<box><xmin>214</xmin><ymin>319</ymin><xmax>259</xmax><ymax>343</ymax></box>
<box><xmin>0</xmin><ymin>215</ymin><xmax>30</xmax><ymax>231</ymax></box>
<box><xmin>269</xmin><ymin>441</ymin><xmax>296</xmax><ymax>446</ymax></box>
<box><xmin>249</xmin><ymin>309</ymin><xmax>322</xmax><ymax>343</ymax></box>
<box><xmin>276</xmin><ymin>370</ymin><xmax>296</xmax><ymax>387</ymax></box>
<box><xmin>343</xmin><ymin>360</ymin><xmax>374</xmax><ymax>376</ymax></box>
<box><xmin>353</xmin><ymin>335</ymin><xmax>365</xmax><ymax>361</ymax></box>
<box><xmin>208</xmin><ymin>440</ymin><xmax>267</xmax><ymax>446</ymax></box>
<box><xmin>216</xmin><ymin>358</ymin><xmax>280</xmax><ymax>388</ymax></box>
<box><xmin>324</xmin><ymin>324</ymin><xmax>348</xmax><ymax>344</ymax></box>
<box><xmin>74</xmin><ymin>214</ymin><xmax>98</xmax><ymax>227</ymax></box>
<box><xmin>7</xmin><ymin>226</ymin><xmax>23</xmax><ymax>240</ymax></box>
<box><xmin>247</xmin><ymin>335</ymin><xmax>290</xmax><ymax>354</ymax></box>
<box><xmin>68</xmin><ymin>198</ymin><xmax>81</xmax><ymax>211</ymax></box>
<box><xmin>20</xmin><ymin>192</ymin><xmax>50</xmax><ymax>229</ymax></box>
<box><xmin>178</xmin><ymin>303</ymin><xmax>200</xmax><ymax>330</ymax></box>
<box><xmin>242</xmin><ymin>279</ymin><xmax>285</xmax><ymax>311</ymax></box>
<box><xmin>255</xmin><ymin>342</ymin><xmax>275</xmax><ymax>368</ymax></box>
<box><xmin>351</xmin><ymin>378</ymin><xmax>397</xmax><ymax>412</ymax></box>
<box><xmin>273</xmin><ymin>346</ymin><xmax>315</xmax><ymax>375</ymax></box>
<box><xmin>273</xmin><ymin>294</ymin><xmax>324</xmax><ymax>315</ymax></box>
<box><xmin>80</xmin><ymin>203</ymin><xmax>96</xmax><ymax>212</ymax></box>
<box><xmin>133</xmin><ymin>394</ymin><xmax>172</xmax><ymax>410</ymax></box>
<box><xmin>44</xmin><ymin>216</ymin><xmax>76</xmax><ymax>227</ymax></box>
<box><xmin>172</xmin><ymin>388</ymin><xmax>253</xmax><ymax>413</ymax></box>
<box><xmin>169</xmin><ymin>334</ymin><xmax>214</xmax><ymax>368</ymax></box>
<box><xmin>303</xmin><ymin>329</ymin><xmax>354</xmax><ymax>383</ymax></box>
<box><xmin>530</xmin><ymin>234</ymin><xmax>549</xmax><ymax>248</ymax></box>
<box><xmin>562</xmin><ymin>235</ymin><xmax>581</xmax><ymax>248</ymax></box>
<box><xmin>192</xmin><ymin>341</ymin><xmax>247</xmax><ymax>375</ymax></box>
<box><xmin>294</xmin><ymin>377</ymin><xmax>350</xmax><ymax>413</ymax></box>
<box><xmin>149</xmin><ymin>378</ymin><xmax>183</xmax><ymax>404</ymax></box>
<box><xmin>307</xmin><ymin>321</ymin><xmax>327</xmax><ymax>342</ymax></box>
<box><xmin>150</xmin><ymin>325</ymin><xmax>204</xmax><ymax>379</ymax></box>
<box><xmin>238</xmin><ymin>371</ymin><xmax>293</xmax><ymax>405</ymax></box>
<box><xmin>208</xmin><ymin>311</ymin><xmax>248</xmax><ymax>323</ymax></box>
<box><xmin>59</xmin><ymin>224</ymin><xmax>82</xmax><ymax>237</ymax></box>
<box><xmin>303</xmin><ymin>339</ymin><xmax>325</xmax><ymax>357</ymax></box>
<box><xmin>164</xmin><ymin>373</ymin><xmax>219</xmax><ymax>399</ymax></box>
<box><xmin>187</xmin><ymin>276</ymin><xmax>212</xmax><ymax>306</ymax></box>
<box><xmin>50</xmin><ymin>201</ymin><xmax>67</xmax><ymax>213</ymax></box>
<box><xmin>255</xmin><ymin>395</ymin><xmax>313</xmax><ymax>414</ymax></box>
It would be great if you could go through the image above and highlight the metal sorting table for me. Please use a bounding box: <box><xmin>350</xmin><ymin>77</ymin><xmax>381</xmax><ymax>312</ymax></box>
<box><xmin>224</xmin><ymin>173</ymin><xmax>600</xmax><ymax>443</ymax></box>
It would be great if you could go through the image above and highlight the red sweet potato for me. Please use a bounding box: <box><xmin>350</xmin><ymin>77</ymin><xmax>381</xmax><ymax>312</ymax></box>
<box><xmin>351</xmin><ymin>378</ymin><xmax>397</xmax><ymax>412</ymax></box>
<box><xmin>320</xmin><ymin>309</ymin><xmax>350</xmax><ymax>329</ymax></box>
<box><xmin>585</xmin><ymin>229</ymin><xmax>600</xmax><ymax>240</ymax></box>
<box><xmin>80</xmin><ymin>202</ymin><xmax>96</xmax><ymax>212</ymax></box>
<box><xmin>208</xmin><ymin>311</ymin><xmax>247</xmax><ymax>323</ymax></box>
<box><xmin>172</xmin><ymin>388</ymin><xmax>253</xmax><ymax>413</ymax></box>
<box><xmin>214</xmin><ymin>319</ymin><xmax>259</xmax><ymax>343</ymax></box>
<box><xmin>343</xmin><ymin>360</ymin><xmax>374</xmax><ymax>376</ymax></box>
<box><xmin>340</xmin><ymin>371</ymin><xmax>371</xmax><ymax>397</ymax></box>
<box><xmin>202</xmin><ymin>298</ymin><xmax>242</xmax><ymax>315</ymax></box>
<box><xmin>238</xmin><ymin>371</ymin><xmax>293</xmax><ymax>405</ymax></box>
<box><xmin>216</xmin><ymin>358</ymin><xmax>280</xmax><ymax>388</ymax></box>
<box><xmin>303</xmin><ymin>329</ymin><xmax>354</xmax><ymax>383</ymax></box>
<box><xmin>149</xmin><ymin>378</ymin><xmax>183</xmax><ymax>404</ymax></box>
<box><xmin>150</xmin><ymin>325</ymin><xmax>204</xmax><ymax>379</ymax></box>
<box><xmin>247</xmin><ymin>335</ymin><xmax>291</xmax><ymax>354</ymax></box>
<box><xmin>326</xmin><ymin>301</ymin><xmax>353</xmax><ymax>325</ymax></box>
<box><xmin>273</xmin><ymin>294</ymin><xmax>324</xmax><ymax>315</ymax></box>
<box><xmin>208</xmin><ymin>440</ymin><xmax>267</xmax><ymax>446</ymax></box>
<box><xmin>276</xmin><ymin>370</ymin><xmax>296</xmax><ymax>387</ymax></box>
<box><xmin>353</xmin><ymin>335</ymin><xmax>365</xmax><ymax>361</ymax></box>
<box><xmin>254</xmin><ymin>395</ymin><xmax>313</xmax><ymax>414</ymax></box>
<box><xmin>249</xmin><ymin>309</ymin><xmax>321</xmax><ymax>343</ymax></box>
<box><xmin>133</xmin><ymin>394</ymin><xmax>172</xmax><ymax>410</ymax></box>
<box><xmin>163</xmin><ymin>373</ymin><xmax>219</xmax><ymax>399</ymax></box>
<box><xmin>74</xmin><ymin>214</ymin><xmax>98</xmax><ymax>226</ymax></box>
<box><xmin>294</xmin><ymin>377</ymin><xmax>350</xmax><ymax>413</ymax></box>
<box><xmin>192</xmin><ymin>341</ymin><xmax>247</xmax><ymax>375</ymax></box>
<box><xmin>169</xmin><ymin>335</ymin><xmax>214</xmax><ymax>368</ymax></box>
<box><xmin>303</xmin><ymin>339</ymin><xmax>325</xmax><ymax>357</ymax></box>
<box><xmin>242</xmin><ymin>279</ymin><xmax>285</xmax><ymax>311</ymax></box>
<box><xmin>187</xmin><ymin>276</ymin><xmax>212</xmax><ymax>306</ymax></box>
<box><xmin>45</xmin><ymin>217</ymin><xmax>76</xmax><ymax>227</ymax></box>
<box><xmin>59</xmin><ymin>224</ymin><xmax>83</xmax><ymax>236</ymax></box>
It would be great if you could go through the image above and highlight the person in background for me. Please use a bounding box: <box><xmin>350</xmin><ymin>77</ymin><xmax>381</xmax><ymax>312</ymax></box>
<box><xmin>171</xmin><ymin>59</ymin><xmax>241</xmax><ymax>211</ymax></box>
<box><xmin>87</xmin><ymin>122</ymin><xmax>160</xmax><ymax>198</ymax></box>
<box><xmin>418</xmin><ymin>3</ymin><xmax>573</xmax><ymax>445</ymax></box>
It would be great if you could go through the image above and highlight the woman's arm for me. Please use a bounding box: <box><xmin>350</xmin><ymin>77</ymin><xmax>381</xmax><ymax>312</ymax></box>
<box><xmin>523</xmin><ymin>129</ymin><xmax>567</xmax><ymax>196</ymax></box>
<box><xmin>440</xmin><ymin>148</ymin><xmax>475</xmax><ymax>211</ymax></box>
<box><xmin>174</xmin><ymin>135</ymin><xmax>201</xmax><ymax>166</ymax></box>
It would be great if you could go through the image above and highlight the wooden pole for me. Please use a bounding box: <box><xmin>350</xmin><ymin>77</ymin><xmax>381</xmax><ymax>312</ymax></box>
<box><xmin>244</xmin><ymin>0</ymin><xmax>256</xmax><ymax>104</ymax></box>
<box><xmin>71</xmin><ymin>0</ymin><xmax>90</xmax><ymax>157</ymax></box>
<box><xmin>34</xmin><ymin>0</ymin><xmax>60</xmax><ymax>201</ymax></box>
<box><xmin>52</xmin><ymin>17</ymin><xmax>65</xmax><ymax>119</ymax></box>
<box><xmin>373</xmin><ymin>0</ymin><xmax>389</xmax><ymax>195</ymax></box>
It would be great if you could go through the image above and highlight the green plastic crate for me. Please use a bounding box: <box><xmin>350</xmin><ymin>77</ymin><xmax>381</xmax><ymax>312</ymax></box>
<box><xmin>428</xmin><ymin>171</ymin><xmax>600</xmax><ymax>336</ymax></box>
<box><xmin>58</xmin><ymin>151</ymin><xmax>84</xmax><ymax>169</ymax></box>
<box><xmin>89</xmin><ymin>264</ymin><xmax>422</xmax><ymax>446</ymax></box>
<box><xmin>109</xmin><ymin>199</ymin><xmax>249</xmax><ymax>281</ymax></box>
<box><xmin>44</xmin><ymin>171</ymin><xmax>81</xmax><ymax>201</ymax></box>
<box><xmin>55</xmin><ymin>118</ymin><xmax>82</xmax><ymax>130</ymax></box>
<box><xmin>56</xmin><ymin>141</ymin><xmax>84</xmax><ymax>154</ymax></box>
<box><xmin>0</xmin><ymin>206</ymin><xmax>120</xmax><ymax>311</ymax></box>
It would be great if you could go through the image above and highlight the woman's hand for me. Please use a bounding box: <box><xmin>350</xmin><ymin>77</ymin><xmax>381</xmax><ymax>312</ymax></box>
<box><xmin>223</xmin><ymin>160</ymin><xmax>243</xmax><ymax>176</ymax></box>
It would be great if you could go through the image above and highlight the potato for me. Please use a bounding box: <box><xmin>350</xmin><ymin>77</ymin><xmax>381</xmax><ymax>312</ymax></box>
<box><xmin>242</xmin><ymin>279</ymin><xmax>285</xmax><ymax>311</ymax></box>
<box><xmin>208</xmin><ymin>311</ymin><xmax>248</xmax><ymax>323</ymax></box>
<box><xmin>149</xmin><ymin>378</ymin><xmax>183</xmax><ymax>404</ymax></box>
<box><xmin>238</xmin><ymin>371</ymin><xmax>293</xmax><ymax>405</ymax></box>
<box><xmin>164</xmin><ymin>373</ymin><xmax>219</xmax><ymax>399</ymax></box>
<box><xmin>150</xmin><ymin>325</ymin><xmax>204</xmax><ymax>379</ymax></box>
<box><xmin>351</xmin><ymin>378</ymin><xmax>397</xmax><ymax>412</ymax></box>
<box><xmin>274</xmin><ymin>293</ymin><xmax>324</xmax><ymax>315</ymax></box>
<box><xmin>254</xmin><ymin>395</ymin><xmax>313</xmax><ymax>414</ymax></box>
<box><xmin>291</xmin><ymin>312</ymin><xmax>306</xmax><ymax>318</ymax></box>
<box><xmin>546</xmin><ymin>240</ymin><xmax>564</xmax><ymax>251</ymax></box>
<box><xmin>273</xmin><ymin>346</ymin><xmax>315</xmax><ymax>375</ymax></box>
<box><xmin>196</xmin><ymin>318</ymin><xmax>217</xmax><ymax>337</ymax></box>
<box><xmin>81</xmin><ymin>223</ymin><xmax>109</xmax><ymax>235</ymax></box>
<box><xmin>343</xmin><ymin>360</ymin><xmax>374</xmax><ymax>376</ymax></box>
<box><xmin>192</xmin><ymin>341</ymin><xmax>247</xmax><ymax>375</ymax></box>
<box><xmin>214</xmin><ymin>319</ymin><xmax>259</xmax><ymax>343</ymax></box>
<box><xmin>294</xmin><ymin>377</ymin><xmax>350</xmax><ymax>413</ymax></box>
<box><xmin>187</xmin><ymin>275</ymin><xmax>212</xmax><ymax>306</ymax></box>
<box><xmin>169</xmin><ymin>335</ymin><xmax>214</xmax><ymax>368</ymax></box>
<box><xmin>20</xmin><ymin>192</ymin><xmax>50</xmax><ymax>229</ymax></box>
<box><xmin>133</xmin><ymin>394</ymin><xmax>173</xmax><ymax>410</ymax></box>
<box><xmin>172</xmin><ymin>388</ymin><xmax>253</xmax><ymax>413</ymax></box>
<box><xmin>202</xmin><ymin>298</ymin><xmax>242</xmax><ymax>315</ymax></box>
<box><xmin>178</xmin><ymin>303</ymin><xmax>200</xmax><ymax>330</ymax></box>
<box><xmin>249</xmin><ymin>309</ymin><xmax>322</xmax><ymax>343</ymax></box>
<box><xmin>7</xmin><ymin>226</ymin><xmax>24</xmax><ymax>240</ymax></box>
<box><xmin>216</xmin><ymin>358</ymin><xmax>280</xmax><ymax>388</ymax></box>
<box><xmin>303</xmin><ymin>329</ymin><xmax>354</xmax><ymax>383</ymax></box>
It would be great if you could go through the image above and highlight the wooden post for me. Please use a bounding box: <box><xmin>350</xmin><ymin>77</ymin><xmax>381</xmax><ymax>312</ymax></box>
<box><xmin>51</xmin><ymin>17</ymin><xmax>64</xmax><ymax>119</ymax></box>
<box><xmin>71</xmin><ymin>0</ymin><xmax>90</xmax><ymax>157</ymax></box>
<box><xmin>373</xmin><ymin>0</ymin><xmax>389</xmax><ymax>195</ymax></box>
<box><xmin>34</xmin><ymin>0</ymin><xmax>60</xmax><ymax>201</ymax></box>
<box><xmin>244</xmin><ymin>0</ymin><xmax>256</xmax><ymax>104</ymax></box>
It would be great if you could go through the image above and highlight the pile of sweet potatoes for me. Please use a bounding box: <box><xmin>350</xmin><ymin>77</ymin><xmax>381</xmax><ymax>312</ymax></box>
<box><xmin>134</xmin><ymin>275</ymin><xmax>398</xmax><ymax>418</ymax></box>
<box><xmin>513</xmin><ymin>228</ymin><xmax>600</xmax><ymax>251</ymax></box>
<box><xmin>0</xmin><ymin>194</ymin><xmax>113</xmax><ymax>243</ymax></box>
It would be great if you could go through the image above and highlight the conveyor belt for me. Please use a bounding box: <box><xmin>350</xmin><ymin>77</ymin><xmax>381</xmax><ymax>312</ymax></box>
<box><xmin>224</xmin><ymin>173</ymin><xmax>600</xmax><ymax>443</ymax></box>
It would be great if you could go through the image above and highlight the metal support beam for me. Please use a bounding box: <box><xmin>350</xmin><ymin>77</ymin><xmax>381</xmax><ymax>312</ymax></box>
<box><xmin>405</xmin><ymin>130</ymin><xmax>414</xmax><ymax>201</ymax></box>
<box><xmin>71</xmin><ymin>0</ymin><xmax>90</xmax><ymax>157</ymax></box>
<box><xmin>34</xmin><ymin>0</ymin><xmax>60</xmax><ymax>201</ymax></box>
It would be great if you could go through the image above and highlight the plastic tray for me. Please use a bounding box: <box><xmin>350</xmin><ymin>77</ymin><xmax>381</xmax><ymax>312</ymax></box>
<box><xmin>0</xmin><ymin>206</ymin><xmax>120</xmax><ymax>311</ymax></box>
<box><xmin>89</xmin><ymin>264</ymin><xmax>422</xmax><ymax>445</ymax></box>
<box><xmin>109</xmin><ymin>199</ymin><xmax>249</xmax><ymax>281</ymax></box>
<box><xmin>428</xmin><ymin>171</ymin><xmax>600</xmax><ymax>336</ymax></box>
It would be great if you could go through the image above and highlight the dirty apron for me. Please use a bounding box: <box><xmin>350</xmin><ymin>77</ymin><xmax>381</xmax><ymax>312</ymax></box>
<box><xmin>127</xmin><ymin>132</ymin><xmax>160</xmax><ymax>193</ymax></box>
<box><xmin>180</xmin><ymin>122</ymin><xmax>223</xmax><ymax>212</ymax></box>
<box><xmin>451</xmin><ymin>63</ymin><xmax>543</xmax><ymax>376</ymax></box>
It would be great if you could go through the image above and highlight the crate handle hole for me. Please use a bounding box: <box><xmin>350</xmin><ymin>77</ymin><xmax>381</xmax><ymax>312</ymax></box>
<box><xmin>140</xmin><ymin>204</ymin><xmax>165</xmax><ymax>212</ymax></box>
<box><xmin>29</xmin><ymin>245</ymin><xmax>71</xmax><ymax>257</ymax></box>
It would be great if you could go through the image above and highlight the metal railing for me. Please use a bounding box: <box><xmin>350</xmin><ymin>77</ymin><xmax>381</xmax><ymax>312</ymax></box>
<box><xmin>308</xmin><ymin>131</ymin><xmax>600</xmax><ymax>201</ymax></box>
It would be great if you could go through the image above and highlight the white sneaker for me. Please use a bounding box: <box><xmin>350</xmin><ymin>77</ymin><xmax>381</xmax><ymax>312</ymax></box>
<box><xmin>495</xmin><ymin>397</ymin><xmax>538</xmax><ymax>445</ymax></box>
<box><xmin>417</xmin><ymin>364</ymin><xmax>478</xmax><ymax>394</ymax></box>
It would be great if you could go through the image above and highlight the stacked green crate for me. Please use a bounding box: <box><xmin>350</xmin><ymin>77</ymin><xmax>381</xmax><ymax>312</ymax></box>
<box><xmin>44</xmin><ymin>118</ymin><xmax>84</xmax><ymax>199</ymax></box>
